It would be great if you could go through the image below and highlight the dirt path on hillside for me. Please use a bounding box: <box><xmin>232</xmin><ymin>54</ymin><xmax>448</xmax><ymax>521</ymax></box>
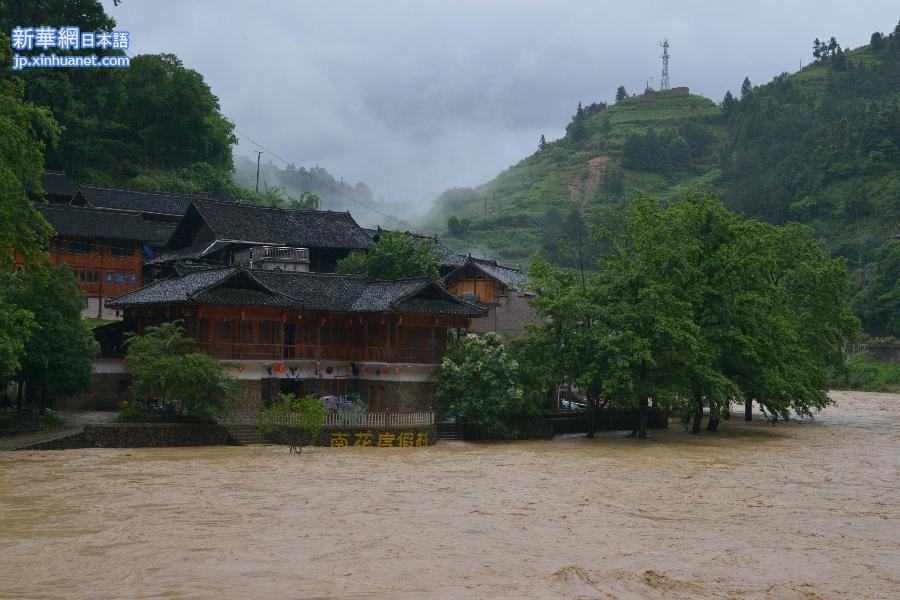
<box><xmin>1</xmin><ymin>391</ymin><xmax>897</xmax><ymax>599</ymax></box>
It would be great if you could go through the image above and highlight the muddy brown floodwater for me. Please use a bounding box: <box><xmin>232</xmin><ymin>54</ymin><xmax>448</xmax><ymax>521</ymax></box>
<box><xmin>1</xmin><ymin>391</ymin><xmax>898</xmax><ymax>599</ymax></box>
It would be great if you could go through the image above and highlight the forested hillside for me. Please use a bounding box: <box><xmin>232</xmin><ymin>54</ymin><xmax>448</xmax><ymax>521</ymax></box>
<box><xmin>423</xmin><ymin>23</ymin><xmax>900</xmax><ymax>335</ymax></box>
<box><xmin>233</xmin><ymin>157</ymin><xmax>407</xmax><ymax>228</ymax></box>
<box><xmin>0</xmin><ymin>0</ymin><xmax>386</xmax><ymax>214</ymax></box>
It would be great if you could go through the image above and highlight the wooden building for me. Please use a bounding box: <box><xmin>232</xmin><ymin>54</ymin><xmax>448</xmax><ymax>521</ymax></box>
<box><xmin>18</xmin><ymin>205</ymin><xmax>176</xmax><ymax>318</ymax></box>
<box><xmin>105</xmin><ymin>266</ymin><xmax>485</xmax><ymax>418</ymax></box>
<box><xmin>149</xmin><ymin>198</ymin><xmax>375</xmax><ymax>275</ymax></box>
<box><xmin>442</xmin><ymin>256</ymin><xmax>536</xmax><ymax>337</ymax></box>
<box><xmin>70</xmin><ymin>185</ymin><xmax>195</xmax><ymax>222</ymax></box>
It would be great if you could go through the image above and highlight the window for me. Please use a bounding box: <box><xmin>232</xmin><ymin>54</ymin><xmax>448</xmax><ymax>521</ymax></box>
<box><xmin>111</xmin><ymin>246</ymin><xmax>134</xmax><ymax>257</ymax></box>
<box><xmin>105</xmin><ymin>272</ymin><xmax>114</xmax><ymax>283</ymax></box>
<box><xmin>115</xmin><ymin>272</ymin><xmax>125</xmax><ymax>283</ymax></box>
<box><xmin>68</xmin><ymin>241</ymin><xmax>91</xmax><ymax>254</ymax></box>
<box><xmin>215</xmin><ymin>320</ymin><xmax>232</xmax><ymax>340</ymax></box>
<box><xmin>240</xmin><ymin>321</ymin><xmax>254</xmax><ymax>343</ymax></box>
<box><xmin>127</xmin><ymin>273</ymin><xmax>138</xmax><ymax>284</ymax></box>
<box><xmin>259</xmin><ymin>322</ymin><xmax>274</xmax><ymax>344</ymax></box>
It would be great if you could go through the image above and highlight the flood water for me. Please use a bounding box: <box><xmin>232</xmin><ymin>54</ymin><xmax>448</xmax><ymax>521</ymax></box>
<box><xmin>1</xmin><ymin>390</ymin><xmax>898</xmax><ymax>599</ymax></box>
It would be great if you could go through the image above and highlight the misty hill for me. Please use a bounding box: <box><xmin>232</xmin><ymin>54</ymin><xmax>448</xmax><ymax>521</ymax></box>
<box><xmin>423</xmin><ymin>27</ymin><xmax>900</xmax><ymax>272</ymax></box>
<box><xmin>232</xmin><ymin>157</ymin><xmax>407</xmax><ymax>229</ymax></box>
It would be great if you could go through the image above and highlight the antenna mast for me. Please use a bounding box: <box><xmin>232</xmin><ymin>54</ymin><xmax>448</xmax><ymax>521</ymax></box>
<box><xmin>660</xmin><ymin>38</ymin><xmax>670</xmax><ymax>91</ymax></box>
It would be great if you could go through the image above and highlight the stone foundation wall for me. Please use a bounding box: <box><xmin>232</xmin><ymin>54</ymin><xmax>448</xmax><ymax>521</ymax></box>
<box><xmin>21</xmin><ymin>422</ymin><xmax>235</xmax><ymax>449</ymax></box>
<box><xmin>55</xmin><ymin>372</ymin><xmax>130</xmax><ymax>411</ymax></box>
<box><xmin>363</xmin><ymin>381</ymin><xmax>436</xmax><ymax>412</ymax></box>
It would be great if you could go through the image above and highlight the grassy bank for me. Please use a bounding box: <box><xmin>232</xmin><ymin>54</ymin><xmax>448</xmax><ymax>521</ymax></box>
<box><xmin>830</xmin><ymin>352</ymin><xmax>900</xmax><ymax>392</ymax></box>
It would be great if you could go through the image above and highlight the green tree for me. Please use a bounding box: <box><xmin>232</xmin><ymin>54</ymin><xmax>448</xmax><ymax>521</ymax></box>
<box><xmin>853</xmin><ymin>237</ymin><xmax>899</xmax><ymax>337</ymax></box>
<box><xmin>538</xmin><ymin>133</ymin><xmax>547</xmax><ymax>151</ymax></box>
<box><xmin>615</xmin><ymin>85</ymin><xmax>627</xmax><ymax>103</ymax></box>
<box><xmin>436</xmin><ymin>333</ymin><xmax>533</xmax><ymax>439</ymax></box>
<box><xmin>259</xmin><ymin>392</ymin><xmax>328</xmax><ymax>453</ymax></box>
<box><xmin>0</xmin><ymin>274</ymin><xmax>35</xmax><ymax>385</ymax></box>
<box><xmin>125</xmin><ymin>321</ymin><xmax>234</xmax><ymax>420</ymax></box>
<box><xmin>336</xmin><ymin>231</ymin><xmax>440</xmax><ymax>281</ymax></box>
<box><xmin>0</xmin><ymin>50</ymin><xmax>58</xmax><ymax>268</ymax></box>
<box><xmin>721</xmin><ymin>90</ymin><xmax>737</xmax><ymax>119</ymax></box>
<box><xmin>2</xmin><ymin>265</ymin><xmax>98</xmax><ymax>411</ymax></box>
<box><xmin>526</xmin><ymin>195</ymin><xmax>857</xmax><ymax>436</ymax></box>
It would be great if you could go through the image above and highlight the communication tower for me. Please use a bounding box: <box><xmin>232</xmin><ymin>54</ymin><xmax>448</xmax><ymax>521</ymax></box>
<box><xmin>660</xmin><ymin>38</ymin><xmax>670</xmax><ymax>91</ymax></box>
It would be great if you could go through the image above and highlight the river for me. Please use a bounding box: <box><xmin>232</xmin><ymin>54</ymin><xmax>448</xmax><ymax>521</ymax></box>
<box><xmin>1</xmin><ymin>390</ymin><xmax>898</xmax><ymax>599</ymax></box>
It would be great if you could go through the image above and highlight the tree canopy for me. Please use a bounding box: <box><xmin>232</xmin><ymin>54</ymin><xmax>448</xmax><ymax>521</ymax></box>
<box><xmin>436</xmin><ymin>333</ymin><xmax>536</xmax><ymax>439</ymax></box>
<box><xmin>0</xmin><ymin>264</ymin><xmax>98</xmax><ymax>409</ymax></box>
<box><xmin>336</xmin><ymin>230</ymin><xmax>440</xmax><ymax>281</ymax></box>
<box><xmin>124</xmin><ymin>321</ymin><xmax>234</xmax><ymax>420</ymax></box>
<box><xmin>525</xmin><ymin>194</ymin><xmax>858</xmax><ymax>437</ymax></box>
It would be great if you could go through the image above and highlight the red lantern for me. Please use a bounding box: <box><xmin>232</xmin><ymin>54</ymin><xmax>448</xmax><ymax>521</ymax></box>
<box><xmin>238</xmin><ymin>366</ymin><xmax>245</xmax><ymax>373</ymax></box>
<box><xmin>363</xmin><ymin>365</ymin><xmax>368</xmax><ymax>374</ymax></box>
<box><xmin>434</xmin><ymin>317</ymin><xmax>439</xmax><ymax>327</ymax></box>
<box><xmin>240</xmin><ymin>310</ymin><xmax>246</xmax><ymax>320</ymax></box>
<box><xmin>320</xmin><ymin>317</ymin><xmax>326</xmax><ymax>327</ymax></box>
<box><xmin>382</xmin><ymin>366</ymin><xmax>388</xmax><ymax>375</ymax></box>
<box><xmin>399</xmin><ymin>316</ymin><xmax>404</xmax><ymax>325</ymax></box>
<box><xmin>348</xmin><ymin>319</ymin><xmax>353</xmax><ymax>328</ymax></box>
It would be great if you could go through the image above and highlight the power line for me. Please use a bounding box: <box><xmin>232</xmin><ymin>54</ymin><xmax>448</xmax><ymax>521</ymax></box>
<box><xmin>234</xmin><ymin>128</ymin><xmax>404</xmax><ymax>227</ymax></box>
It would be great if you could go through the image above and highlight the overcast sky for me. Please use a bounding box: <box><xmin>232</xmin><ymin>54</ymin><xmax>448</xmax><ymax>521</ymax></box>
<box><xmin>102</xmin><ymin>1</ymin><xmax>896</xmax><ymax>207</ymax></box>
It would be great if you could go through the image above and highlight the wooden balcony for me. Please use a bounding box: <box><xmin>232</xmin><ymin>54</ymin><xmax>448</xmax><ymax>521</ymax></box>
<box><xmin>198</xmin><ymin>342</ymin><xmax>443</xmax><ymax>364</ymax></box>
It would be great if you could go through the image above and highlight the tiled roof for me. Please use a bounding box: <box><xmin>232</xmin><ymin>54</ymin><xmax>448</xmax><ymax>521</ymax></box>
<box><xmin>76</xmin><ymin>186</ymin><xmax>198</xmax><ymax>216</ymax></box>
<box><xmin>191</xmin><ymin>199</ymin><xmax>374</xmax><ymax>249</ymax></box>
<box><xmin>444</xmin><ymin>256</ymin><xmax>530</xmax><ymax>292</ymax></box>
<box><xmin>107</xmin><ymin>267</ymin><xmax>238</xmax><ymax>306</ymax></box>
<box><xmin>470</xmin><ymin>258</ymin><xmax>529</xmax><ymax>291</ymax></box>
<box><xmin>37</xmin><ymin>204</ymin><xmax>176</xmax><ymax>244</ymax></box>
<box><xmin>109</xmin><ymin>267</ymin><xmax>485</xmax><ymax>316</ymax></box>
<box><xmin>25</xmin><ymin>171</ymin><xmax>76</xmax><ymax>199</ymax></box>
<box><xmin>42</xmin><ymin>171</ymin><xmax>76</xmax><ymax>198</ymax></box>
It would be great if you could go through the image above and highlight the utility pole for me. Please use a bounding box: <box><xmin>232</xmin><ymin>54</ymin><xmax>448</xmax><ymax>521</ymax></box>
<box><xmin>255</xmin><ymin>151</ymin><xmax>263</xmax><ymax>192</ymax></box>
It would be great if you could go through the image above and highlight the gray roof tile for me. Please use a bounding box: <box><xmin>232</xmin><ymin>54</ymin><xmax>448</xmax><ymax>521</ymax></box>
<box><xmin>37</xmin><ymin>204</ymin><xmax>175</xmax><ymax>244</ymax></box>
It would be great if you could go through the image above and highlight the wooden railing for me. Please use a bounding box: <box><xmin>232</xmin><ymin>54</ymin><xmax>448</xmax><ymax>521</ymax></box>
<box><xmin>199</xmin><ymin>342</ymin><xmax>283</xmax><ymax>360</ymax></box>
<box><xmin>198</xmin><ymin>342</ymin><xmax>442</xmax><ymax>364</ymax></box>
<box><xmin>259</xmin><ymin>411</ymin><xmax>435</xmax><ymax>428</ymax></box>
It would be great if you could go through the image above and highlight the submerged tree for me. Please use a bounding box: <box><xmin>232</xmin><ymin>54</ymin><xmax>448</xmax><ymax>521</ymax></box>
<box><xmin>437</xmin><ymin>333</ymin><xmax>535</xmax><ymax>439</ymax></box>
<box><xmin>525</xmin><ymin>194</ymin><xmax>858</xmax><ymax>437</ymax></box>
<box><xmin>258</xmin><ymin>392</ymin><xmax>328</xmax><ymax>453</ymax></box>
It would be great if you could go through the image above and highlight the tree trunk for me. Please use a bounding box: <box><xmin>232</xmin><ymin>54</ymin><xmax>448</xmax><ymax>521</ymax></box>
<box><xmin>692</xmin><ymin>394</ymin><xmax>703</xmax><ymax>434</ymax></box>
<box><xmin>637</xmin><ymin>397</ymin><xmax>648</xmax><ymax>439</ymax></box>
<box><xmin>39</xmin><ymin>381</ymin><xmax>47</xmax><ymax>415</ymax></box>
<box><xmin>706</xmin><ymin>416</ymin><xmax>720</xmax><ymax>432</ymax></box>
<box><xmin>16</xmin><ymin>378</ymin><xmax>23</xmax><ymax>411</ymax></box>
<box><xmin>744</xmin><ymin>398</ymin><xmax>753</xmax><ymax>421</ymax></box>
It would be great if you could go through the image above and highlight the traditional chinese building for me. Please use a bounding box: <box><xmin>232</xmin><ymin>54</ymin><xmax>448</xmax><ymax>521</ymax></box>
<box><xmin>70</xmin><ymin>185</ymin><xmax>195</xmax><ymax>222</ymax></box>
<box><xmin>104</xmin><ymin>265</ymin><xmax>484</xmax><ymax>419</ymax></box>
<box><xmin>442</xmin><ymin>256</ymin><xmax>536</xmax><ymax>337</ymax></box>
<box><xmin>147</xmin><ymin>198</ymin><xmax>375</xmax><ymax>275</ymax></box>
<box><xmin>15</xmin><ymin>204</ymin><xmax>176</xmax><ymax>318</ymax></box>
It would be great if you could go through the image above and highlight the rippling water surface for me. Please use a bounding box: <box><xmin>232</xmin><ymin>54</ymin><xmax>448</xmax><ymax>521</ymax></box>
<box><xmin>1</xmin><ymin>390</ymin><xmax>898</xmax><ymax>599</ymax></box>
